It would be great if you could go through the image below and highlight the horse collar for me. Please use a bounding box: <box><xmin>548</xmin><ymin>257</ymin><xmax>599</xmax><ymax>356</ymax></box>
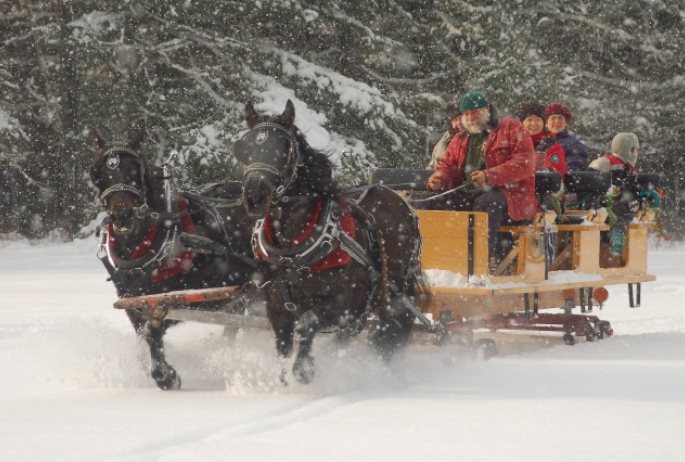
<box><xmin>253</xmin><ymin>198</ymin><xmax>343</xmax><ymax>270</ymax></box>
<box><xmin>100</xmin><ymin>197</ymin><xmax>197</xmax><ymax>275</ymax></box>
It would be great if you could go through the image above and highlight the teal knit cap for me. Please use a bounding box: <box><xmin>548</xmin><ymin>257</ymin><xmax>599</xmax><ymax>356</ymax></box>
<box><xmin>460</xmin><ymin>90</ymin><xmax>490</xmax><ymax>112</ymax></box>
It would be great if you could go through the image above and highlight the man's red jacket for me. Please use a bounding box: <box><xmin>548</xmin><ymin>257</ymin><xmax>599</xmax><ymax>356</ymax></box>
<box><xmin>435</xmin><ymin>117</ymin><xmax>537</xmax><ymax>221</ymax></box>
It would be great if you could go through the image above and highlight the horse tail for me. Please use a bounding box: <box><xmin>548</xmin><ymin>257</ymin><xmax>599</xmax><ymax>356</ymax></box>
<box><xmin>407</xmin><ymin>220</ymin><xmax>432</xmax><ymax>313</ymax></box>
<box><xmin>355</xmin><ymin>185</ymin><xmax>432</xmax><ymax>313</ymax></box>
<box><xmin>408</xmin><ymin>266</ymin><xmax>431</xmax><ymax>313</ymax></box>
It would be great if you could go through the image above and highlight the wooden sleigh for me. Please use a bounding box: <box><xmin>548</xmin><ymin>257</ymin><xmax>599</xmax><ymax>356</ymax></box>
<box><xmin>373</xmin><ymin>169</ymin><xmax>658</xmax><ymax>346</ymax></box>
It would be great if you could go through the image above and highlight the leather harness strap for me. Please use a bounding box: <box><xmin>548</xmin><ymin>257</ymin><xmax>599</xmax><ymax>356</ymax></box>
<box><xmin>253</xmin><ymin>196</ymin><xmax>375</xmax><ymax>274</ymax></box>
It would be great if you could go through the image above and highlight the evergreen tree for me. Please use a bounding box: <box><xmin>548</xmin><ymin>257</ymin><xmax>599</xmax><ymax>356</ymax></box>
<box><xmin>0</xmin><ymin>0</ymin><xmax>683</xmax><ymax>239</ymax></box>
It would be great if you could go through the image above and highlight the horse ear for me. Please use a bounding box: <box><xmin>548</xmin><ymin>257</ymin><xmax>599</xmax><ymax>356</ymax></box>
<box><xmin>128</xmin><ymin>118</ymin><xmax>147</xmax><ymax>150</ymax></box>
<box><xmin>89</xmin><ymin>127</ymin><xmax>107</xmax><ymax>157</ymax></box>
<box><xmin>244</xmin><ymin>103</ymin><xmax>258</xmax><ymax>129</ymax></box>
<box><xmin>281</xmin><ymin>100</ymin><xmax>295</xmax><ymax>126</ymax></box>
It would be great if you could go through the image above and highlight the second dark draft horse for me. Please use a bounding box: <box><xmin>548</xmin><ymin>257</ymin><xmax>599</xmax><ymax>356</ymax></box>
<box><xmin>233</xmin><ymin>100</ymin><xmax>430</xmax><ymax>384</ymax></box>
<box><xmin>89</xmin><ymin>126</ymin><xmax>257</xmax><ymax>390</ymax></box>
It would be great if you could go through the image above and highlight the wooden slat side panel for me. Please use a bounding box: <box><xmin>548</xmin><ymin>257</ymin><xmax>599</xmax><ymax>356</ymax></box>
<box><xmin>625</xmin><ymin>226</ymin><xmax>648</xmax><ymax>273</ymax></box>
<box><xmin>576</xmin><ymin>229</ymin><xmax>601</xmax><ymax>273</ymax></box>
<box><xmin>427</xmin><ymin>291</ymin><xmax>568</xmax><ymax>318</ymax></box>
<box><xmin>473</xmin><ymin>213</ymin><xmax>489</xmax><ymax>275</ymax></box>
<box><xmin>426</xmin><ymin>274</ymin><xmax>656</xmax><ymax>317</ymax></box>
<box><xmin>416</xmin><ymin>210</ymin><xmax>467</xmax><ymax>273</ymax></box>
<box><xmin>416</xmin><ymin>210</ymin><xmax>489</xmax><ymax>275</ymax></box>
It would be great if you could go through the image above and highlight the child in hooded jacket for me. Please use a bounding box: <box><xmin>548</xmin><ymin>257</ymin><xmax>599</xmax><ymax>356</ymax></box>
<box><xmin>588</xmin><ymin>132</ymin><xmax>640</xmax><ymax>258</ymax></box>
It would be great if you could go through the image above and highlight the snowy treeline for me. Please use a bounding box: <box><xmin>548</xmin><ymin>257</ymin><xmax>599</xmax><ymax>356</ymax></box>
<box><xmin>1</xmin><ymin>0</ymin><xmax>684</xmax><ymax>238</ymax></box>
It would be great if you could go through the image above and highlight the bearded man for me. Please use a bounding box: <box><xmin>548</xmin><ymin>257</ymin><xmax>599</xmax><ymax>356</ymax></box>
<box><xmin>417</xmin><ymin>90</ymin><xmax>537</xmax><ymax>273</ymax></box>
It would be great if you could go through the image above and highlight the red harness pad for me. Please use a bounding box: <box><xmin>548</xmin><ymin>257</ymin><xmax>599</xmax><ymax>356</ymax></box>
<box><xmin>151</xmin><ymin>198</ymin><xmax>196</xmax><ymax>282</ymax></box>
<box><xmin>262</xmin><ymin>199</ymin><xmax>357</xmax><ymax>273</ymax></box>
<box><xmin>109</xmin><ymin>198</ymin><xmax>196</xmax><ymax>283</ymax></box>
<box><xmin>311</xmin><ymin>211</ymin><xmax>355</xmax><ymax>273</ymax></box>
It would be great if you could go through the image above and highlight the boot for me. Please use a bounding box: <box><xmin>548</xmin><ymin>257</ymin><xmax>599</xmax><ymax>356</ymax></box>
<box><xmin>609</xmin><ymin>224</ymin><xmax>626</xmax><ymax>257</ymax></box>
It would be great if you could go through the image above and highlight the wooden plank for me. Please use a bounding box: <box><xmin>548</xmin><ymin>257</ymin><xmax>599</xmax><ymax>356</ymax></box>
<box><xmin>113</xmin><ymin>286</ymin><xmax>243</xmax><ymax>310</ymax></box>
<box><xmin>628</xmin><ymin>222</ymin><xmax>657</xmax><ymax>230</ymax></box>
<box><xmin>556</xmin><ymin>224</ymin><xmax>610</xmax><ymax>232</ymax></box>
<box><xmin>416</xmin><ymin>210</ymin><xmax>488</xmax><ymax>275</ymax></box>
<box><xmin>428</xmin><ymin>273</ymin><xmax>656</xmax><ymax>296</ymax></box>
<box><xmin>575</xmin><ymin>228</ymin><xmax>602</xmax><ymax>273</ymax></box>
<box><xmin>426</xmin><ymin>273</ymin><xmax>656</xmax><ymax>318</ymax></box>
<box><xmin>520</xmin><ymin>232</ymin><xmax>545</xmax><ymax>281</ymax></box>
<box><xmin>499</xmin><ymin>225</ymin><xmax>545</xmax><ymax>233</ymax></box>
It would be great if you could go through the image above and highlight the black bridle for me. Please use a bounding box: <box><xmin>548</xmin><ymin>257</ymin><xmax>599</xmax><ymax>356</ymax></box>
<box><xmin>94</xmin><ymin>144</ymin><xmax>148</xmax><ymax>207</ymax></box>
<box><xmin>241</xmin><ymin>122</ymin><xmax>303</xmax><ymax>201</ymax></box>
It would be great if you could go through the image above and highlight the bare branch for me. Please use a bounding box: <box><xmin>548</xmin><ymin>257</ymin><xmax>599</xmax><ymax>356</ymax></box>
<box><xmin>552</xmin><ymin>12</ymin><xmax>671</xmax><ymax>63</ymax></box>
<box><xmin>169</xmin><ymin>63</ymin><xmax>230</xmax><ymax>108</ymax></box>
<box><xmin>7</xmin><ymin>160</ymin><xmax>50</xmax><ymax>190</ymax></box>
<box><xmin>360</xmin><ymin>65</ymin><xmax>453</xmax><ymax>89</ymax></box>
<box><xmin>0</xmin><ymin>12</ymin><xmax>56</xmax><ymax>22</ymax></box>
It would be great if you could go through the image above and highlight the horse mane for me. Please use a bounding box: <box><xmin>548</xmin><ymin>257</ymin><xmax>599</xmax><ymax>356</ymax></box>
<box><xmin>246</xmin><ymin>105</ymin><xmax>339</xmax><ymax>196</ymax></box>
<box><xmin>144</xmin><ymin>163</ymin><xmax>165</xmax><ymax>211</ymax></box>
<box><xmin>291</xmin><ymin>126</ymin><xmax>339</xmax><ymax>197</ymax></box>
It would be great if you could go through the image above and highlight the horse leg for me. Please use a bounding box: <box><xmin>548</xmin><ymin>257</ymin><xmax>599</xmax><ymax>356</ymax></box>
<box><xmin>369</xmin><ymin>291</ymin><xmax>415</xmax><ymax>362</ymax></box>
<box><xmin>125</xmin><ymin>308</ymin><xmax>146</xmax><ymax>333</ymax></box>
<box><xmin>143</xmin><ymin>320</ymin><xmax>182</xmax><ymax>390</ymax></box>
<box><xmin>267</xmin><ymin>304</ymin><xmax>296</xmax><ymax>384</ymax></box>
<box><xmin>292</xmin><ymin>310</ymin><xmax>320</xmax><ymax>384</ymax></box>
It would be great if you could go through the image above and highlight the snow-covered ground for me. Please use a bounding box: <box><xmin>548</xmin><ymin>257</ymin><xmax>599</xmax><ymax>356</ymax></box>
<box><xmin>1</xmin><ymin>238</ymin><xmax>684</xmax><ymax>462</ymax></box>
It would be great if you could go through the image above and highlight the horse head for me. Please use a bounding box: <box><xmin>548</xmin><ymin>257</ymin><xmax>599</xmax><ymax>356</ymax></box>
<box><xmin>233</xmin><ymin>100</ymin><xmax>303</xmax><ymax>217</ymax></box>
<box><xmin>88</xmin><ymin>125</ymin><xmax>161</xmax><ymax>235</ymax></box>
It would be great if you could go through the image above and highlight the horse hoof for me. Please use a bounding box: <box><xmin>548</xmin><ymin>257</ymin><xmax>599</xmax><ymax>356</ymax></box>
<box><xmin>151</xmin><ymin>364</ymin><xmax>182</xmax><ymax>390</ymax></box>
<box><xmin>292</xmin><ymin>357</ymin><xmax>316</xmax><ymax>385</ymax></box>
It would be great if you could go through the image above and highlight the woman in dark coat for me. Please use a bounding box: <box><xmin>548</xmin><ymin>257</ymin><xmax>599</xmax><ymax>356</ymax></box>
<box><xmin>544</xmin><ymin>103</ymin><xmax>589</xmax><ymax>172</ymax></box>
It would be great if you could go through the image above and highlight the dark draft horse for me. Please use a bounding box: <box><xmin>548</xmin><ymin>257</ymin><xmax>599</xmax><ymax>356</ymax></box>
<box><xmin>233</xmin><ymin>100</ymin><xmax>430</xmax><ymax>384</ymax></box>
<box><xmin>89</xmin><ymin>126</ymin><xmax>257</xmax><ymax>390</ymax></box>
